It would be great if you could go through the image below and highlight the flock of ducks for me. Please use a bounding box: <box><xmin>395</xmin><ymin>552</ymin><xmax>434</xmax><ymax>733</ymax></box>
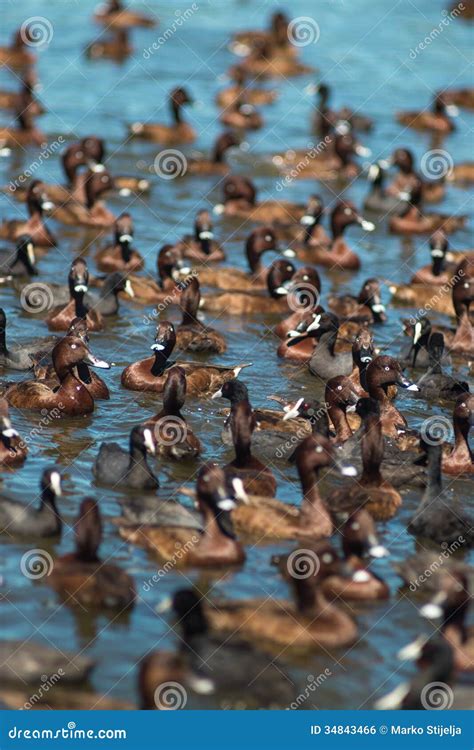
<box><xmin>0</xmin><ymin>2</ymin><xmax>472</xmax><ymax>711</ymax></box>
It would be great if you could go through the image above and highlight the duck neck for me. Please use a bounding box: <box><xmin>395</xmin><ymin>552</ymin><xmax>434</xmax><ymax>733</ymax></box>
<box><xmin>298</xmin><ymin>466</ymin><xmax>331</xmax><ymax>528</ymax></box>
<box><xmin>118</xmin><ymin>239</ymin><xmax>132</xmax><ymax>263</ymax></box>
<box><xmin>452</xmin><ymin>415</ymin><xmax>473</xmax><ymax>463</ymax></box>
<box><xmin>423</xmin><ymin>446</ymin><xmax>443</xmax><ymax>502</ymax></box>
<box><xmin>0</xmin><ymin>320</ymin><xmax>8</xmax><ymax>355</ymax></box>
<box><xmin>73</xmin><ymin>291</ymin><xmax>88</xmax><ymax>319</ymax></box>
<box><xmin>150</xmin><ymin>350</ymin><xmax>170</xmax><ymax>377</ymax></box>
<box><xmin>431</xmin><ymin>254</ymin><xmax>445</xmax><ymax>277</ymax></box>
<box><xmin>320</xmin><ymin>329</ymin><xmax>338</xmax><ymax>357</ymax></box>
<box><xmin>171</xmin><ymin>99</ymin><xmax>183</xmax><ymax>124</ymax></box>
<box><xmin>128</xmin><ymin>442</ymin><xmax>153</xmax><ymax>481</ymax></box>
<box><xmin>360</xmin><ymin>415</ymin><xmax>383</xmax><ymax>484</ymax></box>
<box><xmin>327</xmin><ymin>403</ymin><xmax>352</xmax><ymax>442</ymax></box>
<box><xmin>40</xmin><ymin>487</ymin><xmax>60</xmax><ymax>526</ymax></box>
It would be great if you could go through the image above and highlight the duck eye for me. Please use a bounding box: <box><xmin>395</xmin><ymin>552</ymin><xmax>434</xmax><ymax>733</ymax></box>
<box><xmin>315</xmin><ymin>445</ymin><xmax>323</xmax><ymax>453</ymax></box>
<box><xmin>101</xmin><ymin>176</ymin><xmax>108</xmax><ymax>183</ymax></box>
<box><xmin>264</xmin><ymin>234</ymin><xmax>272</xmax><ymax>241</ymax></box>
<box><xmin>384</xmin><ymin>366</ymin><xmax>390</xmax><ymax>371</ymax></box>
<box><xmin>322</xmin><ymin>553</ymin><xmax>333</xmax><ymax>563</ymax></box>
<box><xmin>70</xmin><ymin>343</ymin><xmax>77</xmax><ymax>349</ymax></box>
<box><xmin>303</xmin><ymin>275</ymin><xmax>309</xmax><ymax>281</ymax></box>
<box><xmin>351</xmin><ymin>522</ymin><xmax>360</xmax><ymax>530</ymax></box>
<box><xmin>344</xmin><ymin>208</ymin><xmax>352</xmax><ymax>215</ymax></box>
<box><xmin>337</xmin><ymin>385</ymin><xmax>342</xmax><ymax>391</ymax></box>
<box><xmin>286</xmin><ymin>265</ymin><xmax>293</xmax><ymax>272</ymax></box>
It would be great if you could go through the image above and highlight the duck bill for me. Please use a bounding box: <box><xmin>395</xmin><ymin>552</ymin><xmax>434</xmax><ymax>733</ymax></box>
<box><xmin>367</xmin><ymin>534</ymin><xmax>389</xmax><ymax>558</ymax></box>
<box><xmin>281</xmin><ymin>247</ymin><xmax>296</xmax><ymax>258</ymax></box>
<box><xmin>286</xmin><ymin>332</ymin><xmax>311</xmax><ymax>347</ymax></box>
<box><xmin>124</xmin><ymin>280</ymin><xmax>135</xmax><ymax>298</ymax></box>
<box><xmin>356</xmin><ymin>215</ymin><xmax>375</xmax><ymax>231</ymax></box>
<box><xmin>398</xmin><ymin>635</ymin><xmax>428</xmax><ymax>661</ymax></box>
<box><xmin>397</xmin><ymin>373</ymin><xmax>419</xmax><ymax>391</ymax></box>
<box><xmin>412</xmin><ymin>321</ymin><xmax>423</xmax><ymax>345</ymax></box>
<box><xmin>83</xmin><ymin>350</ymin><xmax>111</xmax><ymax>369</ymax></box>
<box><xmin>26</xmin><ymin>242</ymin><xmax>36</xmax><ymax>267</ymax></box>
<box><xmin>282</xmin><ymin>397</ymin><xmax>304</xmax><ymax>421</ymax></box>
<box><xmin>211</xmin><ymin>387</ymin><xmax>223</xmax><ymax>399</ymax></box>
<box><xmin>355</xmin><ymin>143</ymin><xmax>372</xmax><ymax>158</ymax></box>
<box><xmin>143</xmin><ymin>427</ymin><xmax>156</xmax><ymax>455</ymax></box>
<box><xmin>74</xmin><ymin>284</ymin><xmax>88</xmax><ymax>294</ymax></box>
<box><xmin>419</xmin><ymin>591</ymin><xmax>447</xmax><ymax>620</ymax></box>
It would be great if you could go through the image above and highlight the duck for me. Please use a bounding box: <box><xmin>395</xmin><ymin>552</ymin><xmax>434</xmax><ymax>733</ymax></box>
<box><xmin>363</xmin><ymin>161</ymin><xmax>410</xmax><ymax>215</ymax></box>
<box><xmin>139</xmin><ymin>588</ymin><xmax>293</xmax><ymax>710</ymax></box>
<box><xmin>410</xmin><ymin>231</ymin><xmax>452</xmax><ymax>284</ymax></box>
<box><xmin>0</xmin><ymin>307</ymin><xmax>57</xmax><ymax>371</ymax></box>
<box><xmin>219</xmin><ymin>100</ymin><xmax>263</xmax><ymax>130</ymax></box>
<box><xmin>6</xmin><ymin>336</ymin><xmax>110</xmax><ymax>416</ymax></box>
<box><xmin>0</xmin><ymin>467</ymin><xmax>62</xmax><ymax>536</ymax></box>
<box><xmin>287</xmin><ymin>312</ymin><xmax>355</xmax><ymax>380</ymax></box>
<box><xmin>282</xmin><ymin>309</ymin><xmax>359</xmax><ymax>364</ymax></box>
<box><xmin>408</xmin><ymin>436</ymin><xmax>474</xmax><ymax>547</ymax></box>
<box><xmin>118</xmin><ymin>463</ymin><xmax>245</xmax><ymax>567</ymax></box>
<box><xmin>418</xmin><ymin>571</ymin><xmax>473</xmax><ymax>673</ymax></box>
<box><xmin>311</xmin><ymin>83</ymin><xmax>373</xmax><ymax>135</ymax></box>
<box><xmin>129</xmin><ymin>87</ymin><xmax>195</xmax><ymax>144</ymax></box>
<box><xmin>273</xmin><ymin>133</ymin><xmax>370</xmax><ymax>182</ymax></box>
<box><xmin>0</xmin><ymin>105</ymin><xmax>45</xmax><ymax>148</ymax></box>
<box><xmin>176</xmin><ymin>210</ymin><xmax>225</xmax><ymax>263</ymax></box>
<box><xmin>438</xmin><ymin>87</ymin><xmax>474</xmax><ymax>110</ymax></box>
<box><xmin>442</xmin><ymin>393</ymin><xmax>474</xmax><ymax>474</ymax></box>
<box><xmin>46</xmin><ymin>259</ymin><xmax>104</xmax><ymax>332</ymax></box>
<box><xmin>85</xmin><ymin>27</ymin><xmax>132</xmax><ymax>60</ymax></box>
<box><xmin>297</xmin><ymin>201</ymin><xmax>374</xmax><ymax>271</ymax></box>
<box><xmin>0</xmin><ymin>399</ymin><xmax>27</xmax><ymax>466</ymax></box>
<box><xmin>0</xmin><ymin>180</ymin><xmax>56</xmax><ymax>247</ymax></box>
<box><xmin>78</xmin><ymin>135</ymin><xmax>151</xmax><ymax>196</ymax></box>
<box><xmin>0</xmin><ymin>69</ymin><xmax>44</xmax><ymax>116</ymax></box>
<box><xmin>50</xmin><ymin>168</ymin><xmax>115</xmax><ymax>228</ymax></box>
<box><xmin>226</xmin><ymin>433</ymin><xmax>357</xmax><ymax>540</ymax></box>
<box><xmin>186</xmin><ymin>132</ymin><xmax>240</xmax><ymax>176</ymax></box>
<box><xmin>323</xmin><ymin>510</ymin><xmax>390</xmax><ymax>601</ymax></box>
<box><xmin>388</xmin><ymin>181</ymin><xmax>466</xmax><ymax>235</ymax></box>
<box><xmin>143</xmin><ymin>366</ymin><xmax>202</xmax><ymax>459</ymax></box>
<box><xmin>375</xmin><ymin>638</ymin><xmax>470</xmax><ymax>710</ymax></box>
<box><xmin>216</xmin><ymin>66</ymin><xmax>277</xmax><ymax>108</ymax></box>
<box><xmin>224</xmin><ymin>399</ymin><xmax>277</xmax><ymax>497</ymax></box>
<box><xmin>0</xmin><ymin>640</ymin><xmax>93</xmax><ymax>686</ymax></box>
<box><xmin>94</xmin><ymin>424</ymin><xmax>158</xmax><ymax>490</ymax></box>
<box><xmin>175</xmin><ymin>277</ymin><xmax>227</xmax><ymax>353</ymax></box>
<box><xmin>94</xmin><ymin>0</ymin><xmax>157</xmax><ymax>29</ymax></box>
<box><xmin>32</xmin><ymin>318</ymin><xmax>110</xmax><ymax>401</ymax></box>
<box><xmin>229</xmin><ymin>11</ymin><xmax>293</xmax><ymax>56</ymax></box>
<box><xmin>48</xmin><ymin>498</ymin><xmax>135</xmax><ymax>610</ymax></box>
<box><xmin>0</xmin><ymin>29</ymin><xmax>36</xmax><ymax>69</ymax></box>
<box><xmin>328</xmin><ymin>278</ymin><xmax>387</xmax><ymax>323</ymax></box>
<box><xmin>84</xmin><ymin>271</ymin><xmax>135</xmax><ymax>315</ymax></box>
<box><xmin>95</xmin><ymin>213</ymin><xmax>144</xmax><ymax>272</ymax></box>
<box><xmin>325</xmin><ymin>375</ymin><xmax>361</xmax><ymax>442</ymax></box>
<box><xmin>384</xmin><ymin>148</ymin><xmax>445</xmax><ymax>204</ymax></box>
<box><xmin>400</xmin><ymin>318</ymin><xmax>451</xmax><ymax>369</ymax></box>
<box><xmin>327</xmin><ymin>398</ymin><xmax>403</xmax><ymax>521</ymax></box>
<box><xmin>120</xmin><ymin>244</ymin><xmax>188</xmax><ymax>307</ymax></box>
<box><xmin>214</xmin><ymin>175</ymin><xmax>305</xmax><ymax>223</ymax></box>
<box><xmin>235</xmin><ymin>38</ymin><xmax>313</xmax><ymax>79</ymax></box>
<box><xmin>450</xmin><ymin>267</ymin><xmax>474</xmax><ymax>355</ymax></box>
<box><xmin>416</xmin><ymin>333</ymin><xmax>469</xmax><ymax>400</ymax></box>
<box><xmin>121</xmin><ymin>321</ymin><xmax>249</xmax><ymax>396</ymax></box>
<box><xmin>278</xmin><ymin>194</ymin><xmax>331</xmax><ymax>251</ymax></box>
<box><xmin>196</xmin><ymin>226</ymin><xmax>293</xmax><ymax>290</ymax></box>
<box><xmin>364</xmin><ymin>355</ymin><xmax>419</xmax><ymax>438</ymax></box>
<box><xmin>0</xmin><ymin>234</ymin><xmax>37</xmax><ymax>279</ymax></box>
<box><xmin>396</xmin><ymin>95</ymin><xmax>456</xmax><ymax>134</ymax></box>
<box><xmin>205</xmin><ymin>539</ymin><xmax>358</xmax><ymax>652</ymax></box>
<box><xmin>200</xmin><ymin>259</ymin><xmax>306</xmax><ymax>316</ymax></box>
